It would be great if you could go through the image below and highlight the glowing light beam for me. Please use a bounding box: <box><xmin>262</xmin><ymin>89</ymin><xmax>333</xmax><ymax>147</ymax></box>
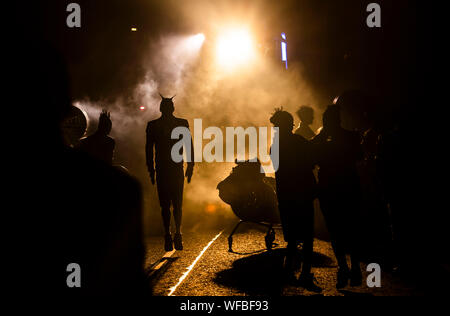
<box><xmin>185</xmin><ymin>33</ymin><xmax>206</xmax><ymax>51</ymax></box>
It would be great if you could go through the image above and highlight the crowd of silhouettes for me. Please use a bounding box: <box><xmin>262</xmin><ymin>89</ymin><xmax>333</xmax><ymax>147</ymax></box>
<box><xmin>30</xmin><ymin>42</ymin><xmax>431</xmax><ymax>294</ymax></box>
<box><xmin>23</xmin><ymin>9</ymin><xmax>436</xmax><ymax>295</ymax></box>
<box><xmin>268</xmin><ymin>93</ymin><xmax>432</xmax><ymax>292</ymax></box>
<box><xmin>22</xmin><ymin>23</ymin><xmax>149</xmax><ymax>295</ymax></box>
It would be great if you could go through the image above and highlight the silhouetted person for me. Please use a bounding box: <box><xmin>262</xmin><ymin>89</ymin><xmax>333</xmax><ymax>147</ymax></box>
<box><xmin>146</xmin><ymin>95</ymin><xmax>194</xmax><ymax>251</ymax></box>
<box><xmin>270</xmin><ymin>108</ymin><xmax>321</xmax><ymax>292</ymax></box>
<box><xmin>295</xmin><ymin>105</ymin><xmax>316</xmax><ymax>140</ymax></box>
<box><xmin>312</xmin><ymin>105</ymin><xmax>363</xmax><ymax>289</ymax></box>
<box><xmin>377</xmin><ymin>115</ymin><xmax>414</xmax><ymax>273</ymax></box>
<box><xmin>78</xmin><ymin>110</ymin><xmax>115</xmax><ymax>165</ymax></box>
<box><xmin>295</xmin><ymin>106</ymin><xmax>329</xmax><ymax>240</ymax></box>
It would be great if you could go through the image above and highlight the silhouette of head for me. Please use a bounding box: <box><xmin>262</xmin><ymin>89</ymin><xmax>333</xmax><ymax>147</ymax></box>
<box><xmin>270</xmin><ymin>107</ymin><xmax>294</xmax><ymax>134</ymax></box>
<box><xmin>159</xmin><ymin>94</ymin><xmax>175</xmax><ymax>115</ymax></box>
<box><xmin>322</xmin><ymin>105</ymin><xmax>341</xmax><ymax>133</ymax></box>
<box><xmin>296</xmin><ymin>105</ymin><xmax>314</xmax><ymax>125</ymax></box>
<box><xmin>97</xmin><ymin>110</ymin><xmax>112</xmax><ymax>135</ymax></box>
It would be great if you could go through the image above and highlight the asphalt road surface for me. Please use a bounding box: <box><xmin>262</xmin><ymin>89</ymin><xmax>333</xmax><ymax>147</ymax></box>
<box><xmin>145</xmin><ymin>222</ymin><xmax>425</xmax><ymax>296</ymax></box>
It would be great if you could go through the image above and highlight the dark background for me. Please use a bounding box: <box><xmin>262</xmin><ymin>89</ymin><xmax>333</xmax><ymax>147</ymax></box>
<box><xmin>34</xmin><ymin>0</ymin><xmax>422</xmax><ymax>110</ymax></box>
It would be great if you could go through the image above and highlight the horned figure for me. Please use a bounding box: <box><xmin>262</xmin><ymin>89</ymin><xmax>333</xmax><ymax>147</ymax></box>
<box><xmin>157</xmin><ymin>93</ymin><xmax>175</xmax><ymax>113</ymax></box>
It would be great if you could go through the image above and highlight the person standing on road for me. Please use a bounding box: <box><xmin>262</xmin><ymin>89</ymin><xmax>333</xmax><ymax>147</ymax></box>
<box><xmin>270</xmin><ymin>108</ymin><xmax>321</xmax><ymax>292</ymax></box>
<box><xmin>312</xmin><ymin>105</ymin><xmax>363</xmax><ymax>289</ymax></box>
<box><xmin>146</xmin><ymin>95</ymin><xmax>194</xmax><ymax>251</ymax></box>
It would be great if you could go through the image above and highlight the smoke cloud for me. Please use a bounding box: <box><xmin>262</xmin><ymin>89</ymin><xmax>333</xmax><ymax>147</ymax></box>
<box><xmin>72</xmin><ymin>0</ymin><xmax>326</xmax><ymax>236</ymax></box>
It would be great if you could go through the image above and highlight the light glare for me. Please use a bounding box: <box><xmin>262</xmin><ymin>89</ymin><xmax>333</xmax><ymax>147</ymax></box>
<box><xmin>216</xmin><ymin>29</ymin><xmax>255</xmax><ymax>68</ymax></box>
<box><xmin>186</xmin><ymin>33</ymin><xmax>205</xmax><ymax>50</ymax></box>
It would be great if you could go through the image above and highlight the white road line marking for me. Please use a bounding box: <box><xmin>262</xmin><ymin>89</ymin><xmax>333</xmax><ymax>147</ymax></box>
<box><xmin>167</xmin><ymin>230</ymin><xmax>224</xmax><ymax>296</ymax></box>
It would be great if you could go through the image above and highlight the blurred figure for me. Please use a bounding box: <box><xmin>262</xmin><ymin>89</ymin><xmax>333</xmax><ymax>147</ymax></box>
<box><xmin>23</xmin><ymin>39</ymin><xmax>148</xmax><ymax>295</ymax></box>
<box><xmin>359</xmin><ymin>106</ymin><xmax>393</xmax><ymax>269</ymax></box>
<box><xmin>78</xmin><ymin>110</ymin><xmax>115</xmax><ymax>165</ymax></box>
<box><xmin>295</xmin><ymin>105</ymin><xmax>316</xmax><ymax>140</ymax></box>
<box><xmin>270</xmin><ymin>108</ymin><xmax>321</xmax><ymax>292</ymax></box>
<box><xmin>377</xmin><ymin>117</ymin><xmax>410</xmax><ymax>272</ymax></box>
<box><xmin>146</xmin><ymin>95</ymin><xmax>194</xmax><ymax>251</ymax></box>
<box><xmin>312</xmin><ymin>105</ymin><xmax>363</xmax><ymax>289</ymax></box>
<box><xmin>295</xmin><ymin>105</ymin><xmax>329</xmax><ymax>240</ymax></box>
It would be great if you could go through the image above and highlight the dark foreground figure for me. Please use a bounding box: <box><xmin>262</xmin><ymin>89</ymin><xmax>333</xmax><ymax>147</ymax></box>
<box><xmin>22</xmin><ymin>38</ymin><xmax>149</xmax><ymax>295</ymax></box>
<box><xmin>78</xmin><ymin>110</ymin><xmax>115</xmax><ymax>165</ymax></box>
<box><xmin>146</xmin><ymin>96</ymin><xmax>194</xmax><ymax>251</ymax></box>
<box><xmin>312</xmin><ymin>105</ymin><xmax>363</xmax><ymax>289</ymax></box>
<box><xmin>270</xmin><ymin>108</ymin><xmax>321</xmax><ymax>292</ymax></box>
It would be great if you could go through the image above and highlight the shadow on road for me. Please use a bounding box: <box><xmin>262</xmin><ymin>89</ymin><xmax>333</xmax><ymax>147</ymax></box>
<box><xmin>214</xmin><ymin>248</ymin><xmax>334</xmax><ymax>295</ymax></box>
<box><xmin>338</xmin><ymin>290</ymin><xmax>374</xmax><ymax>297</ymax></box>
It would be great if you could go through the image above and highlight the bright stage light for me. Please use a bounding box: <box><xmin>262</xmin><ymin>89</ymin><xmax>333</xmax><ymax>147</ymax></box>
<box><xmin>216</xmin><ymin>28</ymin><xmax>255</xmax><ymax>68</ymax></box>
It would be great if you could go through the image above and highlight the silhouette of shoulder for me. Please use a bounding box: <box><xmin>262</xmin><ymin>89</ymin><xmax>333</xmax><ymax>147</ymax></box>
<box><xmin>106</xmin><ymin>135</ymin><xmax>115</xmax><ymax>145</ymax></box>
<box><xmin>146</xmin><ymin>116</ymin><xmax>189</xmax><ymax>130</ymax></box>
<box><xmin>291</xmin><ymin>133</ymin><xmax>311</xmax><ymax>147</ymax></box>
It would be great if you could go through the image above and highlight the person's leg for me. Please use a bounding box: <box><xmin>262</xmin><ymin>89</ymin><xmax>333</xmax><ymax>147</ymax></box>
<box><xmin>300</xmin><ymin>202</ymin><xmax>315</xmax><ymax>276</ymax></box>
<box><xmin>172</xmin><ymin>175</ymin><xmax>184</xmax><ymax>250</ymax></box>
<box><xmin>173</xmin><ymin>198</ymin><xmax>182</xmax><ymax>235</ymax></box>
<box><xmin>279</xmin><ymin>199</ymin><xmax>296</xmax><ymax>275</ymax></box>
<box><xmin>348</xmin><ymin>200</ymin><xmax>363</xmax><ymax>286</ymax></box>
<box><xmin>157</xmin><ymin>174</ymin><xmax>173</xmax><ymax>251</ymax></box>
<box><xmin>320</xmin><ymin>195</ymin><xmax>350</xmax><ymax>288</ymax></box>
<box><xmin>159</xmin><ymin>201</ymin><xmax>173</xmax><ymax>251</ymax></box>
<box><xmin>284</xmin><ymin>239</ymin><xmax>298</xmax><ymax>281</ymax></box>
<box><xmin>350</xmin><ymin>254</ymin><xmax>362</xmax><ymax>286</ymax></box>
<box><xmin>295</xmin><ymin>201</ymin><xmax>322</xmax><ymax>292</ymax></box>
<box><xmin>161</xmin><ymin>204</ymin><xmax>171</xmax><ymax>235</ymax></box>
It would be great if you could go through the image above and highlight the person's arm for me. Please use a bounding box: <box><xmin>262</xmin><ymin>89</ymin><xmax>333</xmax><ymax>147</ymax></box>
<box><xmin>185</xmin><ymin>120</ymin><xmax>194</xmax><ymax>183</ymax></box>
<box><xmin>145</xmin><ymin>123</ymin><xmax>156</xmax><ymax>184</ymax></box>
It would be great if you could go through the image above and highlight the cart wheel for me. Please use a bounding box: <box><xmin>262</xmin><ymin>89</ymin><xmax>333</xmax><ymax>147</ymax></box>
<box><xmin>265</xmin><ymin>229</ymin><xmax>275</xmax><ymax>251</ymax></box>
<box><xmin>228</xmin><ymin>236</ymin><xmax>233</xmax><ymax>252</ymax></box>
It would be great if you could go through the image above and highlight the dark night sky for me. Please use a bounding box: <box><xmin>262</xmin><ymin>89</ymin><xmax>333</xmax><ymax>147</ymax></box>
<box><xmin>36</xmin><ymin>0</ymin><xmax>419</xmax><ymax>106</ymax></box>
